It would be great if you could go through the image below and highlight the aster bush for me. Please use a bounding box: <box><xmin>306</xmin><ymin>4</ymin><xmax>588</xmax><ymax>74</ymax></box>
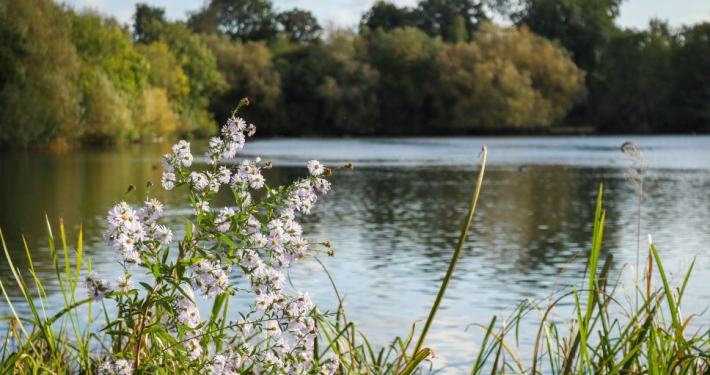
<box><xmin>82</xmin><ymin>99</ymin><xmax>344</xmax><ymax>374</ymax></box>
<box><xmin>0</xmin><ymin>100</ymin><xmax>352</xmax><ymax>374</ymax></box>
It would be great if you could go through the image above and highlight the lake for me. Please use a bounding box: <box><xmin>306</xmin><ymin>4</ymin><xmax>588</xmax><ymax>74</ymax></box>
<box><xmin>1</xmin><ymin>135</ymin><xmax>709</xmax><ymax>373</ymax></box>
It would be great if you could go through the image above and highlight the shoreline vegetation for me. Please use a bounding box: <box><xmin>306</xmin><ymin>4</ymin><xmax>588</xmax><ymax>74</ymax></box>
<box><xmin>1</xmin><ymin>102</ymin><xmax>708</xmax><ymax>373</ymax></box>
<box><xmin>1</xmin><ymin>0</ymin><xmax>710</xmax><ymax>151</ymax></box>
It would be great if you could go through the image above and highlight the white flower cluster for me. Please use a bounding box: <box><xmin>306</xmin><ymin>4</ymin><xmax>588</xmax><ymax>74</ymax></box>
<box><xmin>203</xmin><ymin>350</ymin><xmax>245</xmax><ymax>375</ymax></box>
<box><xmin>91</xmin><ymin>109</ymin><xmax>340</xmax><ymax>374</ymax></box>
<box><xmin>84</xmin><ymin>271</ymin><xmax>112</xmax><ymax>302</ymax></box>
<box><xmin>98</xmin><ymin>358</ymin><xmax>133</xmax><ymax>375</ymax></box>
<box><xmin>190</xmin><ymin>259</ymin><xmax>231</xmax><ymax>299</ymax></box>
<box><xmin>104</xmin><ymin>200</ymin><xmax>173</xmax><ymax>268</ymax></box>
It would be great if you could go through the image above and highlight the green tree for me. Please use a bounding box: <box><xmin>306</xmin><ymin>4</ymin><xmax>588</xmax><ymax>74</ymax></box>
<box><xmin>360</xmin><ymin>1</ymin><xmax>417</xmax><ymax>32</ymax></box>
<box><xmin>512</xmin><ymin>0</ymin><xmax>622</xmax><ymax>75</ymax></box>
<box><xmin>190</xmin><ymin>0</ymin><xmax>278</xmax><ymax>41</ymax></box>
<box><xmin>0</xmin><ymin>15</ymin><xmax>26</xmax><ymax>89</ymax></box>
<box><xmin>0</xmin><ymin>0</ymin><xmax>82</xmax><ymax>149</ymax></box>
<box><xmin>365</xmin><ymin>27</ymin><xmax>443</xmax><ymax>134</ymax></box>
<box><xmin>200</xmin><ymin>33</ymin><xmax>281</xmax><ymax>131</ymax></box>
<box><xmin>148</xmin><ymin>21</ymin><xmax>228</xmax><ymax>135</ymax></box>
<box><xmin>414</xmin><ymin>0</ymin><xmax>488</xmax><ymax>42</ymax></box>
<box><xmin>133</xmin><ymin>3</ymin><xmax>165</xmax><ymax>43</ymax></box>
<box><xmin>71</xmin><ymin>11</ymin><xmax>149</xmax><ymax>97</ymax></box>
<box><xmin>276</xmin><ymin>8</ymin><xmax>322</xmax><ymax>44</ymax></box>
<box><xmin>315</xmin><ymin>30</ymin><xmax>380</xmax><ymax>135</ymax></box>
<box><xmin>70</xmin><ymin>11</ymin><xmax>153</xmax><ymax>143</ymax></box>
<box><xmin>433</xmin><ymin>23</ymin><xmax>585</xmax><ymax>131</ymax></box>
<box><xmin>671</xmin><ymin>22</ymin><xmax>710</xmax><ymax>133</ymax></box>
<box><xmin>272</xmin><ymin>42</ymin><xmax>328</xmax><ymax>135</ymax></box>
<box><xmin>592</xmin><ymin>25</ymin><xmax>674</xmax><ymax>133</ymax></box>
<box><xmin>135</xmin><ymin>41</ymin><xmax>189</xmax><ymax>106</ymax></box>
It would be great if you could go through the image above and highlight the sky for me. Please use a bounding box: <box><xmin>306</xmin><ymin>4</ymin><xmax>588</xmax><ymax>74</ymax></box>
<box><xmin>62</xmin><ymin>0</ymin><xmax>710</xmax><ymax>31</ymax></box>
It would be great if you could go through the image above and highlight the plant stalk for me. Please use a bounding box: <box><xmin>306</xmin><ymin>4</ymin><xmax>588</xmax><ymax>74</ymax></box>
<box><xmin>412</xmin><ymin>146</ymin><xmax>487</xmax><ymax>357</ymax></box>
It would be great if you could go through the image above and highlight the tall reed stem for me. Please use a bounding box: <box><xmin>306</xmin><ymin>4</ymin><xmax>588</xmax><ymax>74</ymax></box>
<box><xmin>412</xmin><ymin>146</ymin><xmax>487</xmax><ymax>357</ymax></box>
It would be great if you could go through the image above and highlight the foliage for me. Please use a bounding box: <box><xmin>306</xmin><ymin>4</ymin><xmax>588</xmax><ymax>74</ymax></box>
<box><xmin>365</xmin><ymin>27</ymin><xmax>443</xmax><ymax>135</ymax></box>
<box><xmin>135</xmin><ymin>41</ymin><xmax>190</xmax><ymax>109</ymax></box>
<box><xmin>190</xmin><ymin>0</ymin><xmax>278</xmax><ymax>42</ymax></box>
<box><xmin>414</xmin><ymin>0</ymin><xmax>488</xmax><ymax>42</ymax></box>
<box><xmin>671</xmin><ymin>22</ymin><xmax>710</xmax><ymax>133</ymax></box>
<box><xmin>133</xmin><ymin>3</ymin><xmax>166</xmax><ymax>43</ymax></box>
<box><xmin>360</xmin><ymin>1</ymin><xmax>418</xmax><ymax>33</ymax></box>
<box><xmin>146</xmin><ymin>21</ymin><xmax>228</xmax><ymax>136</ymax></box>
<box><xmin>200</xmin><ymin>34</ymin><xmax>281</xmax><ymax>132</ymax></box>
<box><xmin>2</xmin><ymin>0</ymin><xmax>710</xmax><ymax>149</ymax></box>
<box><xmin>70</xmin><ymin>11</ymin><xmax>152</xmax><ymax>143</ymax></box>
<box><xmin>592</xmin><ymin>24</ymin><xmax>675</xmax><ymax>133</ymax></box>
<box><xmin>0</xmin><ymin>0</ymin><xmax>82</xmax><ymax>149</ymax></box>
<box><xmin>511</xmin><ymin>0</ymin><xmax>622</xmax><ymax>75</ymax></box>
<box><xmin>432</xmin><ymin>22</ymin><xmax>586</xmax><ymax>130</ymax></box>
<box><xmin>315</xmin><ymin>31</ymin><xmax>381</xmax><ymax>135</ymax></box>
<box><xmin>276</xmin><ymin>8</ymin><xmax>322</xmax><ymax>45</ymax></box>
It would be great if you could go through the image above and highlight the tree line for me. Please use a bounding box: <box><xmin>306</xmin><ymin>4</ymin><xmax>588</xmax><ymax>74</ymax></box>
<box><xmin>1</xmin><ymin>0</ymin><xmax>708</xmax><ymax>149</ymax></box>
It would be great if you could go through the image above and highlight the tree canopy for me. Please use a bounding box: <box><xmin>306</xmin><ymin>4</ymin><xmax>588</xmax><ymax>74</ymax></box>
<box><xmin>1</xmin><ymin>0</ymin><xmax>708</xmax><ymax>149</ymax></box>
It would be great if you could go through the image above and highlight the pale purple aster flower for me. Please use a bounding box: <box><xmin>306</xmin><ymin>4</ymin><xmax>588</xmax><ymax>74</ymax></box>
<box><xmin>247</xmin><ymin>124</ymin><xmax>256</xmax><ymax>136</ymax></box>
<box><xmin>177</xmin><ymin>298</ymin><xmax>201</xmax><ymax>328</ymax></box>
<box><xmin>267</xmin><ymin>235</ymin><xmax>283</xmax><ymax>253</ymax></box>
<box><xmin>307</xmin><ymin>160</ymin><xmax>324</xmax><ymax>176</ymax></box>
<box><xmin>153</xmin><ymin>225</ymin><xmax>173</xmax><ymax>245</ymax></box>
<box><xmin>280</xmin><ymin>209</ymin><xmax>295</xmax><ymax>221</ymax></box>
<box><xmin>265</xmin><ymin>319</ymin><xmax>282</xmax><ymax>337</ymax></box>
<box><xmin>113</xmin><ymin>359</ymin><xmax>133</xmax><ymax>375</ymax></box>
<box><xmin>172</xmin><ymin>140</ymin><xmax>190</xmax><ymax>155</ymax></box>
<box><xmin>246</xmin><ymin>215</ymin><xmax>261</xmax><ymax>234</ymax></box>
<box><xmin>84</xmin><ymin>271</ymin><xmax>100</xmax><ymax>289</ymax></box>
<box><xmin>207</xmin><ymin>172</ymin><xmax>221</xmax><ymax>193</ymax></box>
<box><xmin>208</xmin><ymin>136</ymin><xmax>223</xmax><ymax>150</ymax></box>
<box><xmin>323</xmin><ymin>357</ymin><xmax>340</xmax><ymax>375</ymax></box>
<box><xmin>250</xmin><ymin>232</ymin><xmax>268</xmax><ymax>248</ymax></box>
<box><xmin>222</xmin><ymin>120</ymin><xmax>238</xmax><ymax>137</ymax></box>
<box><xmin>190</xmin><ymin>172</ymin><xmax>209</xmax><ymax>191</ymax></box>
<box><xmin>107</xmin><ymin>202</ymin><xmax>137</xmax><ymax>228</ymax></box>
<box><xmin>236</xmin><ymin>317</ymin><xmax>252</xmax><ymax>335</ymax></box>
<box><xmin>239</xmin><ymin>249</ymin><xmax>263</xmax><ymax>270</ymax></box>
<box><xmin>115</xmin><ymin>233</ymin><xmax>135</xmax><ymax>255</ymax></box>
<box><xmin>229</xmin><ymin>116</ymin><xmax>247</xmax><ymax>131</ymax></box>
<box><xmin>222</xmin><ymin>141</ymin><xmax>239</xmax><ymax>159</ymax></box>
<box><xmin>187</xmin><ymin>338</ymin><xmax>202</xmax><ymax>360</ymax></box>
<box><xmin>97</xmin><ymin>361</ymin><xmax>113</xmax><ymax>375</ymax></box>
<box><xmin>194</xmin><ymin>199</ymin><xmax>210</xmax><ymax>215</ymax></box>
<box><xmin>266</xmin><ymin>269</ymin><xmax>286</xmax><ymax>290</ymax></box>
<box><xmin>216</xmin><ymin>207</ymin><xmax>235</xmax><ymax>233</ymax></box>
<box><xmin>313</xmin><ymin>178</ymin><xmax>331</xmax><ymax>194</ymax></box>
<box><xmin>123</xmin><ymin>249</ymin><xmax>141</xmax><ymax>269</ymax></box>
<box><xmin>179</xmin><ymin>151</ymin><xmax>193</xmax><ymax>167</ymax></box>
<box><xmin>162</xmin><ymin>172</ymin><xmax>176</xmax><ymax>190</ymax></box>
<box><xmin>140</xmin><ymin>198</ymin><xmax>163</xmax><ymax>220</ymax></box>
<box><xmin>217</xmin><ymin>166</ymin><xmax>231</xmax><ymax>184</ymax></box>
<box><xmin>161</xmin><ymin>154</ymin><xmax>175</xmax><ymax>172</ymax></box>
<box><xmin>284</xmin><ymin>220</ymin><xmax>302</xmax><ymax>237</ymax></box>
<box><xmin>85</xmin><ymin>273</ymin><xmax>112</xmax><ymax>302</ymax></box>
<box><xmin>249</xmin><ymin>172</ymin><xmax>265</xmax><ymax>190</ymax></box>
<box><xmin>116</xmin><ymin>274</ymin><xmax>134</xmax><ymax>293</ymax></box>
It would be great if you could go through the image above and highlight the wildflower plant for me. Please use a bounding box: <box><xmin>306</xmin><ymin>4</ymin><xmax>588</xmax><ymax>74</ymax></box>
<box><xmin>91</xmin><ymin>99</ymin><xmax>344</xmax><ymax>374</ymax></box>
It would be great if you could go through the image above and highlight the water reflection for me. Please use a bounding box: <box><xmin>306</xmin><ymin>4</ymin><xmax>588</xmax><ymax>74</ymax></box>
<box><xmin>1</xmin><ymin>136</ymin><xmax>709</xmax><ymax>373</ymax></box>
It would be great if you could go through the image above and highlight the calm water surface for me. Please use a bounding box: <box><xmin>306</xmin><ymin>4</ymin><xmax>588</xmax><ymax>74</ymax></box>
<box><xmin>1</xmin><ymin>136</ymin><xmax>709</xmax><ymax>372</ymax></box>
